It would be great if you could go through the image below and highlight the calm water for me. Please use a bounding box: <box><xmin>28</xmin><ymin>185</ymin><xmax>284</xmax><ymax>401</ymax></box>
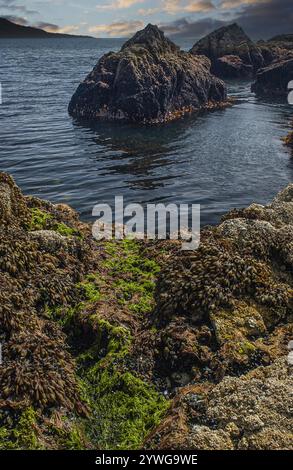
<box><xmin>0</xmin><ymin>37</ymin><xmax>292</xmax><ymax>225</ymax></box>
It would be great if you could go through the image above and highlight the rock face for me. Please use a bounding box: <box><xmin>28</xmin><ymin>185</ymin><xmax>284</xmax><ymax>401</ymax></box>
<box><xmin>68</xmin><ymin>24</ymin><xmax>227</xmax><ymax>124</ymax></box>
<box><xmin>190</xmin><ymin>23</ymin><xmax>264</xmax><ymax>78</ymax></box>
<box><xmin>251</xmin><ymin>58</ymin><xmax>293</xmax><ymax>96</ymax></box>
<box><xmin>214</xmin><ymin>55</ymin><xmax>253</xmax><ymax>79</ymax></box>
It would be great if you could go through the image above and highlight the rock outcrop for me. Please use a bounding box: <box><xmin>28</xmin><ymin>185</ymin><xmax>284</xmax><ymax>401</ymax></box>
<box><xmin>139</xmin><ymin>185</ymin><xmax>293</xmax><ymax>450</ymax></box>
<box><xmin>251</xmin><ymin>58</ymin><xmax>293</xmax><ymax>96</ymax></box>
<box><xmin>190</xmin><ymin>23</ymin><xmax>264</xmax><ymax>78</ymax></box>
<box><xmin>68</xmin><ymin>24</ymin><xmax>228</xmax><ymax>124</ymax></box>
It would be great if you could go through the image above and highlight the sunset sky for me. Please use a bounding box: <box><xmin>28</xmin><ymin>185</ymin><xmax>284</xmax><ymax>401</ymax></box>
<box><xmin>0</xmin><ymin>0</ymin><xmax>292</xmax><ymax>39</ymax></box>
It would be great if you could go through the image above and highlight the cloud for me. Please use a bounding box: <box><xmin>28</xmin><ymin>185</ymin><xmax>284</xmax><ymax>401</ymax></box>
<box><xmin>33</xmin><ymin>21</ymin><xmax>81</xmax><ymax>34</ymax></box>
<box><xmin>233</xmin><ymin>0</ymin><xmax>293</xmax><ymax>38</ymax></box>
<box><xmin>95</xmin><ymin>0</ymin><xmax>215</xmax><ymax>14</ymax></box>
<box><xmin>138</xmin><ymin>7</ymin><xmax>160</xmax><ymax>15</ymax></box>
<box><xmin>58</xmin><ymin>25</ymin><xmax>81</xmax><ymax>34</ymax></box>
<box><xmin>0</xmin><ymin>0</ymin><xmax>38</xmax><ymax>15</ymax></box>
<box><xmin>95</xmin><ymin>0</ymin><xmax>144</xmax><ymax>11</ymax></box>
<box><xmin>161</xmin><ymin>0</ymin><xmax>293</xmax><ymax>39</ymax></box>
<box><xmin>161</xmin><ymin>17</ymin><xmax>226</xmax><ymax>38</ymax></box>
<box><xmin>220</xmin><ymin>0</ymin><xmax>266</xmax><ymax>7</ymax></box>
<box><xmin>34</xmin><ymin>21</ymin><xmax>81</xmax><ymax>34</ymax></box>
<box><xmin>89</xmin><ymin>20</ymin><xmax>144</xmax><ymax>37</ymax></box>
<box><xmin>163</xmin><ymin>0</ymin><xmax>215</xmax><ymax>14</ymax></box>
<box><xmin>34</xmin><ymin>21</ymin><xmax>60</xmax><ymax>32</ymax></box>
<box><xmin>1</xmin><ymin>14</ymin><xmax>28</xmax><ymax>25</ymax></box>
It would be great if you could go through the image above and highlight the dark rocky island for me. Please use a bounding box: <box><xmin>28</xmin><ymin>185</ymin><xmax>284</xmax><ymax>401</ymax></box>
<box><xmin>68</xmin><ymin>24</ymin><xmax>228</xmax><ymax>124</ymax></box>
<box><xmin>0</xmin><ymin>17</ymin><xmax>91</xmax><ymax>39</ymax></box>
<box><xmin>190</xmin><ymin>23</ymin><xmax>264</xmax><ymax>79</ymax></box>
<box><xmin>251</xmin><ymin>58</ymin><xmax>293</xmax><ymax>96</ymax></box>
<box><xmin>0</xmin><ymin>171</ymin><xmax>292</xmax><ymax>450</ymax></box>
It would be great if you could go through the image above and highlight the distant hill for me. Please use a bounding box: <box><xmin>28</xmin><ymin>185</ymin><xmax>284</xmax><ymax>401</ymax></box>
<box><xmin>0</xmin><ymin>17</ymin><xmax>92</xmax><ymax>38</ymax></box>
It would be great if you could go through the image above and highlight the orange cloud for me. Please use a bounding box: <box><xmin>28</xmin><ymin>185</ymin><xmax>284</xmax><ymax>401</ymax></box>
<box><xmin>163</xmin><ymin>0</ymin><xmax>215</xmax><ymax>14</ymax></box>
<box><xmin>89</xmin><ymin>20</ymin><xmax>144</xmax><ymax>37</ymax></box>
<box><xmin>96</xmin><ymin>0</ymin><xmax>144</xmax><ymax>10</ymax></box>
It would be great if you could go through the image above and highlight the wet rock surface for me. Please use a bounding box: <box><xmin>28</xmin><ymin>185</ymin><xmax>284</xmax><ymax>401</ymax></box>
<box><xmin>68</xmin><ymin>24</ymin><xmax>228</xmax><ymax>124</ymax></box>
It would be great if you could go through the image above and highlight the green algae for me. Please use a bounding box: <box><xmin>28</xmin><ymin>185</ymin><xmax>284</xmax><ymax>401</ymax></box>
<box><xmin>77</xmin><ymin>276</ymin><xmax>102</xmax><ymax>303</ymax></box>
<box><xmin>0</xmin><ymin>407</ymin><xmax>41</xmax><ymax>450</ymax></box>
<box><xmin>28</xmin><ymin>208</ymin><xmax>52</xmax><ymax>231</ymax></box>
<box><xmin>77</xmin><ymin>317</ymin><xmax>169</xmax><ymax>450</ymax></box>
<box><xmin>55</xmin><ymin>222</ymin><xmax>78</xmax><ymax>237</ymax></box>
<box><xmin>103</xmin><ymin>239</ymin><xmax>160</xmax><ymax>315</ymax></box>
<box><xmin>237</xmin><ymin>341</ymin><xmax>257</xmax><ymax>356</ymax></box>
<box><xmin>85</xmin><ymin>368</ymin><xmax>169</xmax><ymax>450</ymax></box>
<box><xmin>28</xmin><ymin>207</ymin><xmax>79</xmax><ymax>237</ymax></box>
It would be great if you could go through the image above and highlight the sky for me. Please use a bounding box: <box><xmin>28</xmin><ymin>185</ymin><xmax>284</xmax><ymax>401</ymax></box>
<box><xmin>0</xmin><ymin>0</ymin><xmax>292</xmax><ymax>40</ymax></box>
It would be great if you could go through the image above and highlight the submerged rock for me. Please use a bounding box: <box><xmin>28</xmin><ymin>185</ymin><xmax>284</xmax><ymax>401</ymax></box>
<box><xmin>251</xmin><ymin>58</ymin><xmax>293</xmax><ymax>96</ymax></box>
<box><xmin>68</xmin><ymin>24</ymin><xmax>227</xmax><ymax>124</ymax></box>
<box><xmin>190</xmin><ymin>23</ymin><xmax>264</xmax><ymax>78</ymax></box>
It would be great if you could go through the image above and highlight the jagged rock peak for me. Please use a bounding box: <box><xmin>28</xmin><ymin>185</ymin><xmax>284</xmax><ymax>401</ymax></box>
<box><xmin>121</xmin><ymin>23</ymin><xmax>178</xmax><ymax>54</ymax></box>
<box><xmin>190</xmin><ymin>22</ymin><xmax>264</xmax><ymax>71</ymax></box>
<box><xmin>193</xmin><ymin>23</ymin><xmax>252</xmax><ymax>47</ymax></box>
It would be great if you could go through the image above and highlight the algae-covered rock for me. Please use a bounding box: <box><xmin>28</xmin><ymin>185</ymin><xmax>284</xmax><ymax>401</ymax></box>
<box><xmin>0</xmin><ymin>177</ymin><xmax>169</xmax><ymax>450</ymax></box>
<box><xmin>1</xmin><ymin>172</ymin><xmax>292</xmax><ymax>450</ymax></box>
<box><xmin>68</xmin><ymin>24</ymin><xmax>227</xmax><ymax>124</ymax></box>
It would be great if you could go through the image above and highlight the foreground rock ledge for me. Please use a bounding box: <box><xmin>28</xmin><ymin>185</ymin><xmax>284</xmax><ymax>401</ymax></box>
<box><xmin>0</xmin><ymin>171</ymin><xmax>292</xmax><ymax>450</ymax></box>
<box><xmin>68</xmin><ymin>24</ymin><xmax>227</xmax><ymax>124</ymax></box>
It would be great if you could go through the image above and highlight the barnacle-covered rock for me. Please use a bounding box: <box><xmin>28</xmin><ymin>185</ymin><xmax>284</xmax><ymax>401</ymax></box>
<box><xmin>0</xmin><ymin>172</ymin><xmax>96</xmax><ymax>448</ymax></box>
<box><xmin>146</xmin><ymin>357</ymin><xmax>293</xmax><ymax>450</ymax></box>
<box><xmin>134</xmin><ymin>184</ymin><xmax>293</xmax><ymax>388</ymax></box>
